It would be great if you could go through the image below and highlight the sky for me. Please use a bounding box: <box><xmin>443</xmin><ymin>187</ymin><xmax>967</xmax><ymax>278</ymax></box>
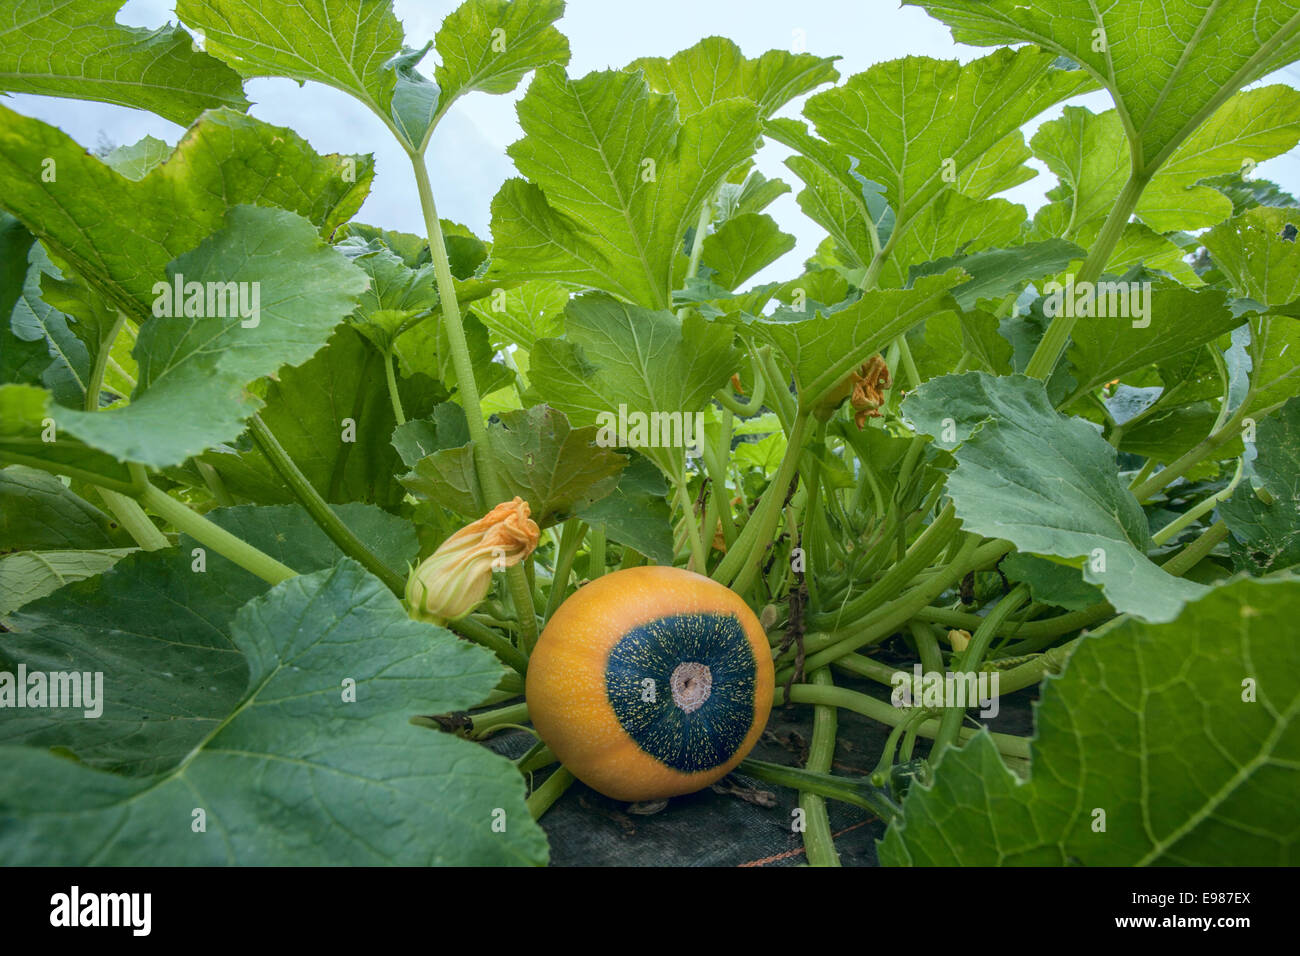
<box><xmin>8</xmin><ymin>0</ymin><xmax>1300</xmax><ymax>284</ymax></box>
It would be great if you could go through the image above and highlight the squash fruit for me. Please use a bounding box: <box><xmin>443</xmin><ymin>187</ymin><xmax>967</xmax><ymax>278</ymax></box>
<box><xmin>526</xmin><ymin>566</ymin><xmax>775</xmax><ymax>801</ymax></box>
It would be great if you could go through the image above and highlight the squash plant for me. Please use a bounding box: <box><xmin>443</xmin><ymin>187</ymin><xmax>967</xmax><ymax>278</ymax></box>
<box><xmin>0</xmin><ymin>0</ymin><xmax>1298</xmax><ymax>866</ymax></box>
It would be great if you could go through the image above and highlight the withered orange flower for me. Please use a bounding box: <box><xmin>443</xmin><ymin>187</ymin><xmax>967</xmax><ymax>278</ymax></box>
<box><xmin>406</xmin><ymin>497</ymin><xmax>540</xmax><ymax>625</ymax></box>
<box><xmin>848</xmin><ymin>355</ymin><xmax>892</xmax><ymax>428</ymax></box>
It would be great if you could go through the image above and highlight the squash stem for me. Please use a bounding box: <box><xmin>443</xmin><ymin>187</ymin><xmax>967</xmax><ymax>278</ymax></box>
<box><xmin>800</xmin><ymin>668</ymin><xmax>841</xmax><ymax>866</ymax></box>
<box><xmin>450</xmin><ymin>616</ymin><xmax>529</xmax><ymax>675</ymax></box>
<box><xmin>739</xmin><ymin>758</ymin><xmax>900</xmax><ymax>824</ymax></box>
<box><xmin>526</xmin><ymin>766</ymin><xmax>575</xmax><ymax>821</ymax></box>
<box><xmin>248</xmin><ymin>414</ymin><xmax>406</xmax><ymax>595</ymax></box>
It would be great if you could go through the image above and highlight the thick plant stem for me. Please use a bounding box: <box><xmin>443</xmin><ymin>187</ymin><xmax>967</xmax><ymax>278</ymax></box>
<box><xmin>527</xmin><ymin>767</ymin><xmax>574</xmax><ymax>820</ymax></box>
<box><xmin>800</xmin><ymin>668</ymin><xmax>841</xmax><ymax>867</ymax></box>
<box><xmin>1161</xmin><ymin>519</ymin><xmax>1229</xmax><ymax>577</ymax></box>
<box><xmin>248</xmin><ymin>415</ymin><xmax>406</xmax><ymax>596</ymax></box>
<box><xmin>383</xmin><ymin>348</ymin><xmax>406</xmax><ymax>426</ymax></box>
<box><xmin>99</xmin><ymin>488</ymin><xmax>170</xmax><ymax>551</ymax></box>
<box><xmin>929</xmin><ymin>583</ymin><xmax>1030</xmax><ymax>762</ymax></box>
<box><xmin>84</xmin><ymin>312</ymin><xmax>125</xmax><ymax>412</ymax></box>
<box><xmin>775</xmin><ymin>683</ymin><xmax>1030</xmax><ymax>760</ymax></box>
<box><xmin>811</xmin><ymin>503</ymin><xmax>958</xmax><ymax>630</ymax></box>
<box><xmin>409</xmin><ymin>158</ymin><xmax>540</xmax><ymax>647</ymax></box>
<box><xmin>410</xmin><ymin>154</ymin><xmax>502</xmax><ymax>499</ymax></box>
<box><xmin>740</xmin><ymin>758</ymin><xmax>900</xmax><ymax>824</ymax></box>
<box><xmin>451</xmin><ymin>616</ymin><xmax>528</xmax><ymax>674</ymax></box>
<box><xmin>137</xmin><ymin>483</ymin><xmax>296</xmax><ymax>584</ymax></box>
<box><xmin>543</xmin><ymin>519</ymin><xmax>586</xmax><ymax>621</ymax></box>
<box><xmin>675</xmin><ymin>475</ymin><xmax>708</xmax><ymax>573</ymax></box>
<box><xmin>713</xmin><ymin>411</ymin><xmax>810</xmax><ymax>591</ymax></box>
<box><xmin>469</xmin><ymin>701</ymin><xmax>530</xmax><ymax>738</ymax></box>
<box><xmin>1026</xmin><ymin>171</ymin><xmax>1149</xmax><ymax>380</ymax></box>
<box><xmin>1131</xmin><ymin>404</ymin><xmax>1250</xmax><ymax>502</ymax></box>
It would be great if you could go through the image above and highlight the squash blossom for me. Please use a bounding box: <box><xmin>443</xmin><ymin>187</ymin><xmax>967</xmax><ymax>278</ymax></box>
<box><xmin>813</xmin><ymin>354</ymin><xmax>892</xmax><ymax>426</ymax></box>
<box><xmin>405</xmin><ymin>497</ymin><xmax>540</xmax><ymax>625</ymax></box>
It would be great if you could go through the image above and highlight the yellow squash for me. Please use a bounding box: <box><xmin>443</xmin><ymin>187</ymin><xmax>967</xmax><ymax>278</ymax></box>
<box><xmin>526</xmin><ymin>566</ymin><xmax>775</xmax><ymax>801</ymax></box>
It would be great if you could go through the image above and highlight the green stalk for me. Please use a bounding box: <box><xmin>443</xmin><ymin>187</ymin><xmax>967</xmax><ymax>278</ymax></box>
<box><xmin>739</xmin><ymin>758</ymin><xmax>900</xmax><ymax>824</ymax></box>
<box><xmin>99</xmin><ymin>488</ymin><xmax>170</xmax><ymax>551</ymax></box>
<box><xmin>800</xmin><ymin>668</ymin><xmax>841</xmax><ymax>867</ymax></box>
<box><xmin>810</xmin><ymin>503</ymin><xmax>958</xmax><ymax>631</ymax></box>
<box><xmin>543</xmin><ymin>519</ymin><xmax>586</xmax><ymax>622</ymax></box>
<box><xmin>775</xmin><ymin>683</ymin><xmax>1030</xmax><ymax>760</ymax></box>
<box><xmin>713</xmin><ymin>411</ymin><xmax>810</xmax><ymax>592</ymax></box>
<box><xmin>1152</xmin><ymin>458</ymin><xmax>1243</xmax><ymax>546</ymax></box>
<box><xmin>79</xmin><ymin>320</ymin><xmax>171</xmax><ymax>552</ymax></box>
<box><xmin>1131</xmin><ymin>404</ymin><xmax>1250</xmax><ymax>502</ymax></box>
<box><xmin>383</xmin><ymin>347</ymin><xmax>406</xmax><ymax>426</ymax></box>
<box><xmin>1160</xmin><ymin>519</ymin><xmax>1229</xmax><ymax>577</ymax></box>
<box><xmin>791</xmin><ymin>535</ymin><xmax>988</xmax><ymax>675</ymax></box>
<box><xmin>137</xmin><ymin>483</ymin><xmax>295</xmax><ymax>584</ymax></box>
<box><xmin>527</xmin><ymin>767</ymin><xmax>575</xmax><ymax>820</ymax></box>
<box><xmin>409</xmin><ymin>150</ymin><xmax>541</xmax><ymax>653</ymax></box>
<box><xmin>248</xmin><ymin>415</ymin><xmax>405</xmax><ymax>596</ymax></box>
<box><xmin>1026</xmin><ymin>171</ymin><xmax>1150</xmax><ymax>380</ymax></box>
<box><xmin>468</xmin><ymin>701</ymin><xmax>530</xmax><ymax>739</ymax></box>
<box><xmin>586</xmin><ymin>526</ymin><xmax>606</xmax><ymax>580</ymax></box>
<box><xmin>675</xmin><ymin>474</ymin><xmax>709</xmax><ymax>573</ymax></box>
<box><xmin>83</xmin><ymin>312</ymin><xmax>125</xmax><ymax>412</ymax></box>
<box><xmin>702</xmin><ymin>414</ymin><xmax>737</xmax><ymax>550</ymax></box>
<box><xmin>917</xmin><ymin>602</ymin><xmax>1112</xmax><ymax>645</ymax></box>
<box><xmin>929</xmin><ymin>583</ymin><xmax>1030</xmax><ymax>761</ymax></box>
<box><xmin>450</xmin><ymin>616</ymin><xmax>528</xmax><ymax>674</ymax></box>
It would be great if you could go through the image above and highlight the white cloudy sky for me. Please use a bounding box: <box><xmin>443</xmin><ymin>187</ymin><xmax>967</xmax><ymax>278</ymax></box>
<box><xmin>8</xmin><ymin>0</ymin><xmax>1300</xmax><ymax>283</ymax></box>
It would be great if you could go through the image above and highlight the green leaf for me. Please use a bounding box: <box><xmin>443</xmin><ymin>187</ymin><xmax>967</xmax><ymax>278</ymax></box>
<box><xmin>337</xmin><ymin>237</ymin><xmax>439</xmax><ymax>352</ymax></box>
<box><xmin>1204</xmin><ymin>207</ymin><xmax>1300</xmax><ymax>308</ymax></box>
<box><xmin>392</xmin><ymin>402</ymin><xmax>471</xmax><ymax>469</ymax></box>
<box><xmin>10</xmin><ymin>244</ymin><xmax>89</xmax><ymax>407</ymax></box>
<box><xmin>629</xmin><ymin>36</ymin><xmax>838</xmax><ymax>119</ymax></box>
<box><xmin>575</xmin><ymin>452</ymin><xmax>673</xmax><ymax>564</ymax></box>
<box><xmin>906</xmin><ymin>309</ymin><xmax>1013</xmax><ymax>383</ymax></box>
<box><xmin>0</xmin><ymin>548</ymin><xmax>135</xmax><ymax>617</ymax></box>
<box><xmin>881</xmin><ymin>577</ymin><xmax>1300</xmax><ymax>865</ymax></box>
<box><xmin>434</xmin><ymin>0</ymin><xmax>570</xmax><ymax>114</ymax></box>
<box><xmin>1137</xmin><ymin>86</ymin><xmax>1300</xmax><ymax>232</ymax></box>
<box><xmin>756</xmin><ymin>271</ymin><xmax>963</xmax><ymax>407</ymax></box>
<box><xmin>1032</xmin><ymin>90</ymin><xmax>1300</xmax><ymax>238</ymax></box>
<box><xmin>1222</xmin><ymin>397</ymin><xmax>1300</xmax><ymax>573</ymax></box>
<box><xmin>908</xmin><ymin>239</ymin><xmax>1085</xmax><ymax>310</ymax></box>
<box><xmin>45</xmin><ymin>206</ymin><xmax>368</xmax><ymax>468</ymax></box>
<box><xmin>489</xmin><ymin>67</ymin><xmax>761</xmax><ymax>309</ymax></box>
<box><xmin>101</xmin><ymin>135</ymin><xmax>174</xmax><ymax>181</ymax></box>
<box><xmin>0</xmin><ymin>559</ymin><xmax>546</xmax><ymax>864</ymax></box>
<box><xmin>0</xmin><ymin>465</ymin><xmax>125</xmax><ymax>550</ymax></box>
<box><xmin>803</xmin><ymin>49</ymin><xmax>1091</xmax><ymax>235</ymax></box>
<box><xmin>0</xmin><ymin>107</ymin><xmax>373</xmax><ymax>322</ymax></box>
<box><xmin>474</xmin><ymin>280</ymin><xmax>567</xmax><ymax>351</ymax></box>
<box><xmin>701</xmin><ymin>213</ymin><xmax>796</xmax><ymax>290</ymax></box>
<box><xmin>402</xmin><ymin>404</ymin><xmax>627</xmax><ymax>527</ymax></box>
<box><xmin>1065</xmin><ymin>285</ymin><xmax>1240</xmax><ymax>399</ymax></box>
<box><xmin>0</xmin><ymin>503</ymin><xmax>416</xmax><ymax>775</ymax></box>
<box><xmin>0</xmin><ymin>0</ymin><xmax>248</xmax><ymax>124</ymax></box>
<box><xmin>909</xmin><ymin>0</ymin><xmax>1300</xmax><ymax>176</ymax></box>
<box><xmin>879</xmin><ymin>192</ymin><xmax>1026</xmax><ymax>291</ymax></box>
<box><xmin>1000</xmin><ymin>552</ymin><xmax>1103</xmax><ymax>612</ymax></box>
<box><xmin>201</xmin><ymin>326</ymin><xmax>443</xmax><ymax>508</ymax></box>
<box><xmin>902</xmin><ymin>372</ymin><xmax>1206</xmax><ymax>622</ymax></box>
<box><xmin>0</xmin><ymin>384</ymin><xmax>132</xmax><ymax>490</ymax></box>
<box><xmin>528</xmin><ymin>294</ymin><xmax>739</xmax><ymax>476</ymax></box>
<box><xmin>1244</xmin><ymin>313</ymin><xmax>1300</xmax><ymax>418</ymax></box>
